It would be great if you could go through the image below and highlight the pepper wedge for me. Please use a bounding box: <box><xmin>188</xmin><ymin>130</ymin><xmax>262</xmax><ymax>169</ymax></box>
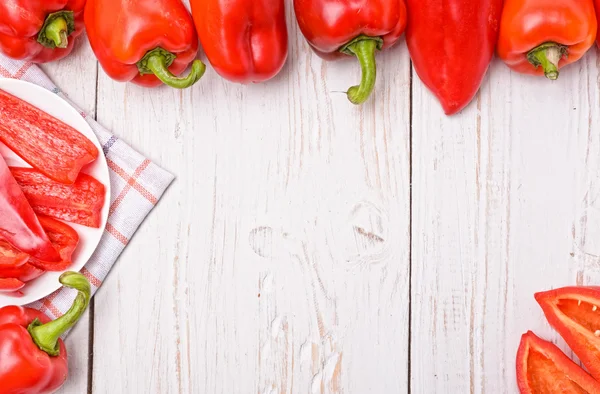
<box><xmin>28</xmin><ymin>216</ymin><xmax>79</xmax><ymax>272</ymax></box>
<box><xmin>535</xmin><ymin>286</ymin><xmax>600</xmax><ymax>381</ymax></box>
<box><xmin>0</xmin><ymin>155</ymin><xmax>60</xmax><ymax>263</ymax></box>
<box><xmin>11</xmin><ymin>167</ymin><xmax>105</xmax><ymax>228</ymax></box>
<box><xmin>516</xmin><ymin>330</ymin><xmax>600</xmax><ymax>393</ymax></box>
<box><xmin>0</xmin><ymin>89</ymin><xmax>98</xmax><ymax>185</ymax></box>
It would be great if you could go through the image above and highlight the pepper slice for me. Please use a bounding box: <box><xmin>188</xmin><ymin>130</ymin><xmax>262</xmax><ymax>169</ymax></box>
<box><xmin>516</xmin><ymin>331</ymin><xmax>600</xmax><ymax>393</ymax></box>
<box><xmin>11</xmin><ymin>167</ymin><xmax>105</xmax><ymax>228</ymax></box>
<box><xmin>0</xmin><ymin>263</ymin><xmax>44</xmax><ymax>283</ymax></box>
<box><xmin>28</xmin><ymin>216</ymin><xmax>79</xmax><ymax>272</ymax></box>
<box><xmin>0</xmin><ymin>89</ymin><xmax>99</xmax><ymax>185</ymax></box>
<box><xmin>0</xmin><ymin>155</ymin><xmax>61</xmax><ymax>263</ymax></box>
<box><xmin>0</xmin><ymin>240</ymin><xmax>29</xmax><ymax>268</ymax></box>
<box><xmin>535</xmin><ymin>286</ymin><xmax>600</xmax><ymax>381</ymax></box>
<box><xmin>0</xmin><ymin>278</ymin><xmax>26</xmax><ymax>292</ymax></box>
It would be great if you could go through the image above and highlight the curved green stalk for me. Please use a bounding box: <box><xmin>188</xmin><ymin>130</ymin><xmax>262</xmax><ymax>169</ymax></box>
<box><xmin>28</xmin><ymin>272</ymin><xmax>91</xmax><ymax>357</ymax></box>
<box><xmin>137</xmin><ymin>47</ymin><xmax>206</xmax><ymax>89</ymax></box>
<box><xmin>340</xmin><ymin>37</ymin><xmax>383</xmax><ymax>105</ymax></box>
<box><xmin>527</xmin><ymin>42</ymin><xmax>568</xmax><ymax>81</ymax></box>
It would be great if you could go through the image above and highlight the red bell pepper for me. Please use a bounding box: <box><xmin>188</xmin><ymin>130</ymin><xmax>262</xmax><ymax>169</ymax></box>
<box><xmin>0</xmin><ymin>272</ymin><xmax>90</xmax><ymax>394</ymax></box>
<box><xmin>28</xmin><ymin>216</ymin><xmax>79</xmax><ymax>272</ymax></box>
<box><xmin>0</xmin><ymin>240</ymin><xmax>29</xmax><ymax>268</ymax></box>
<box><xmin>497</xmin><ymin>0</ymin><xmax>597</xmax><ymax>80</ymax></box>
<box><xmin>11</xmin><ymin>167</ymin><xmax>105</xmax><ymax>228</ymax></box>
<box><xmin>191</xmin><ymin>0</ymin><xmax>288</xmax><ymax>84</ymax></box>
<box><xmin>406</xmin><ymin>0</ymin><xmax>503</xmax><ymax>115</ymax></box>
<box><xmin>0</xmin><ymin>278</ymin><xmax>25</xmax><ymax>292</ymax></box>
<box><xmin>0</xmin><ymin>263</ymin><xmax>45</xmax><ymax>283</ymax></box>
<box><xmin>84</xmin><ymin>0</ymin><xmax>205</xmax><ymax>89</ymax></box>
<box><xmin>0</xmin><ymin>89</ymin><xmax>99</xmax><ymax>185</ymax></box>
<box><xmin>293</xmin><ymin>0</ymin><xmax>407</xmax><ymax>104</ymax></box>
<box><xmin>535</xmin><ymin>286</ymin><xmax>600</xmax><ymax>381</ymax></box>
<box><xmin>0</xmin><ymin>155</ymin><xmax>60</xmax><ymax>263</ymax></box>
<box><xmin>0</xmin><ymin>1</ymin><xmax>85</xmax><ymax>63</ymax></box>
<box><xmin>516</xmin><ymin>330</ymin><xmax>600</xmax><ymax>393</ymax></box>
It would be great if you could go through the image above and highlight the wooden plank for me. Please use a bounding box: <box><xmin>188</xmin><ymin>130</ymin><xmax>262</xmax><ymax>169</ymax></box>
<box><xmin>91</xmin><ymin>7</ymin><xmax>412</xmax><ymax>394</ymax></box>
<box><xmin>40</xmin><ymin>38</ymin><xmax>98</xmax><ymax>394</ymax></box>
<box><xmin>410</xmin><ymin>54</ymin><xmax>600</xmax><ymax>392</ymax></box>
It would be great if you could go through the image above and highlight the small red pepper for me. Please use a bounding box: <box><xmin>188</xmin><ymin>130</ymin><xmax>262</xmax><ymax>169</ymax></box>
<box><xmin>406</xmin><ymin>0</ymin><xmax>503</xmax><ymax>115</ymax></box>
<box><xmin>516</xmin><ymin>330</ymin><xmax>600</xmax><ymax>393</ymax></box>
<box><xmin>0</xmin><ymin>1</ymin><xmax>85</xmax><ymax>63</ymax></box>
<box><xmin>191</xmin><ymin>0</ymin><xmax>288</xmax><ymax>84</ymax></box>
<box><xmin>294</xmin><ymin>0</ymin><xmax>407</xmax><ymax>104</ymax></box>
<box><xmin>0</xmin><ymin>155</ymin><xmax>61</xmax><ymax>263</ymax></box>
<box><xmin>11</xmin><ymin>167</ymin><xmax>106</xmax><ymax>228</ymax></box>
<box><xmin>0</xmin><ymin>89</ymin><xmax>99</xmax><ymax>185</ymax></box>
<box><xmin>84</xmin><ymin>0</ymin><xmax>205</xmax><ymax>89</ymax></box>
<box><xmin>28</xmin><ymin>216</ymin><xmax>80</xmax><ymax>272</ymax></box>
<box><xmin>497</xmin><ymin>0</ymin><xmax>597</xmax><ymax>80</ymax></box>
<box><xmin>535</xmin><ymin>286</ymin><xmax>600</xmax><ymax>381</ymax></box>
<box><xmin>0</xmin><ymin>272</ymin><xmax>90</xmax><ymax>394</ymax></box>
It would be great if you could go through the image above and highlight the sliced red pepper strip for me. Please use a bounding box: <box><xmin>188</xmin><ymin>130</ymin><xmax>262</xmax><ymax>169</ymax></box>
<box><xmin>11</xmin><ymin>167</ymin><xmax>105</xmax><ymax>228</ymax></box>
<box><xmin>516</xmin><ymin>331</ymin><xmax>600</xmax><ymax>393</ymax></box>
<box><xmin>0</xmin><ymin>155</ymin><xmax>61</xmax><ymax>262</ymax></box>
<box><xmin>0</xmin><ymin>278</ymin><xmax>25</xmax><ymax>292</ymax></box>
<box><xmin>535</xmin><ymin>286</ymin><xmax>600</xmax><ymax>381</ymax></box>
<box><xmin>0</xmin><ymin>89</ymin><xmax>99</xmax><ymax>184</ymax></box>
<box><xmin>28</xmin><ymin>216</ymin><xmax>79</xmax><ymax>272</ymax></box>
<box><xmin>0</xmin><ymin>263</ymin><xmax>44</xmax><ymax>283</ymax></box>
<box><xmin>0</xmin><ymin>240</ymin><xmax>29</xmax><ymax>268</ymax></box>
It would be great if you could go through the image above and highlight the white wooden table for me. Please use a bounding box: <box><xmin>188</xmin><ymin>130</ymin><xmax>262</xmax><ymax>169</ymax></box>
<box><xmin>44</xmin><ymin>6</ymin><xmax>600</xmax><ymax>393</ymax></box>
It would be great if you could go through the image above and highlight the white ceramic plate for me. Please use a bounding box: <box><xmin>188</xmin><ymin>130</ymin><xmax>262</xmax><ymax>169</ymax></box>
<box><xmin>0</xmin><ymin>78</ymin><xmax>110</xmax><ymax>307</ymax></box>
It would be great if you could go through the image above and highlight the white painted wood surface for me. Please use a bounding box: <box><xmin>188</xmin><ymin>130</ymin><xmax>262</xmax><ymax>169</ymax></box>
<box><xmin>39</xmin><ymin>1</ymin><xmax>600</xmax><ymax>392</ymax></box>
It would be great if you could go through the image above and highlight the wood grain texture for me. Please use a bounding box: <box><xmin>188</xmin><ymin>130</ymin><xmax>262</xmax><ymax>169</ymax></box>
<box><xmin>41</xmin><ymin>37</ymin><xmax>98</xmax><ymax>394</ymax></box>
<box><xmin>43</xmin><ymin>2</ymin><xmax>600</xmax><ymax>392</ymax></box>
<box><xmin>90</xmin><ymin>1</ymin><xmax>411</xmax><ymax>393</ymax></box>
<box><xmin>411</xmin><ymin>53</ymin><xmax>600</xmax><ymax>393</ymax></box>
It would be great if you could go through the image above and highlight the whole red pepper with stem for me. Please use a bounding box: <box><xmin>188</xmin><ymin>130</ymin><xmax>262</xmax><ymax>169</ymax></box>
<box><xmin>406</xmin><ymin>0</ymin><xmax>503</xmax><ymax>115</ymax></box>
<box><xmin>0</xmin><ymin>272</ymin><xmax>91</xmax><ymax>394</ymax></box>
<box><xmin>84</xmin><ymin>0</ymin><xmax>205</xmax><ymax>89</ymax></box>
<box><xmin>0</xmin><ymin>1</ymin><xmax>85</xmax><ymax>63</ymax></box>
<box><xmin>294</xmin><ymin>0</ymin><xmax>407</xmax><ymax>105</ymax></box>
<box><xmin>190</xmin><ymin>0</ymin><xmax>288</xmax><ymax>84</ymax></box>
<box><xmin>498</xmin><ymin>0</ymin><xmax>597</xmax><ymax>80</ymax></box>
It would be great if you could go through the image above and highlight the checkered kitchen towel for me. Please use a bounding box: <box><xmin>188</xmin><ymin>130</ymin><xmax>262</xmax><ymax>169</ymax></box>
<box><xmin>0</xmin><ymin>56</ymin><xmax>175</xmax><ymax>325</ymax></box>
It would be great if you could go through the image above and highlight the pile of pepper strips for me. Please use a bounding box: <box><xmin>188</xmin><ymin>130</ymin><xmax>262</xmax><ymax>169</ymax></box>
<box><xmin>0</xmin><ymin>88</ymin><xmax>105</xmax><ymax>294</ymax></box>
<box><xmin>1</xmin><ymin>0</ymin><xmax>599</xmax><ymax>115</ymax></box>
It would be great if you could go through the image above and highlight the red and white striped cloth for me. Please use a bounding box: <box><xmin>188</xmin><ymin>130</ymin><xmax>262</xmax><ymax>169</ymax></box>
<box><xmin>0</xmin><ymin>56</ymin><xmax>174</xmax><ymax>328</ymax></box>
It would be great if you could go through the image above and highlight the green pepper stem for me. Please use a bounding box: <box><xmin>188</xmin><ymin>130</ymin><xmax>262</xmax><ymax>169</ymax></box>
<box><xmin>28</xmin><ymin>272</ymin><xmax>91</xmax><ymax>357</ymax></box>
<box><xmin>139</xmin><ymin>48</ymin><xmax>206</xmax><ymax>89</ymax></box>
<box><xmin>37</xmin><ymin>11</ymin><xmax>75</xmax><ymax>49</ymax></box>
<box><xmin>44</xmin><ymin>17</ymin><xmax>69</xmax><ymax>49</ymax></box>
<box><xmin>527</xmin><ymin>42</ymin><xmax>568</xmax><ymax>81</ymax></box>
<box><xmin>341</xmin><ymin>39</ymin><xmax>379</xmax><ymax>104</ymax></box>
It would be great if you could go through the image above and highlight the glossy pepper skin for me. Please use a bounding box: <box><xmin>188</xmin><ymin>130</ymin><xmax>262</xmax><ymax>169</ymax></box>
<box><xmin>191</xmin><ymin>0</ymin><xmax>288</xmax><ymax>84</ymax></box>
<box><xmin>535</xmin><ymin>286</ymin><xmax>600</xmax><ymax>381</ymax></box>
<box><xmin>498</xmin><ymin>0</ymin><xmax>597</xmax><ymax>80</ymax></box>
<box><xmin>406</xmin><ymin>0</ymin><xmax>502</xmax><ymax>115</ymax></box>
<box><xmin>0</xmin><ymin>0</ymin><xmax>85</xmax><ymax>63</ymax></box>
<box><xmin>0</xmin><ymin>272</ymin><xmax>90</xmax><ymax>394</ymax></box>
<box><xmin>84</xmin><ymin>0</ymin><xmax>206</xmax><ymax>89</ymax></box>
<box><xmin>0</xmin><ymin>154</ymin><xmax>61</xmax><ymax>263</ymax></box>
<box><xmin>516</xmin><ymin>331</ymin><xmax>600</xmax><ymax>393</ymax></box>
<box><xmin>294</xmin><ymin>0</ymin><xmax>407</xmax><ymax>105</ymax></box>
